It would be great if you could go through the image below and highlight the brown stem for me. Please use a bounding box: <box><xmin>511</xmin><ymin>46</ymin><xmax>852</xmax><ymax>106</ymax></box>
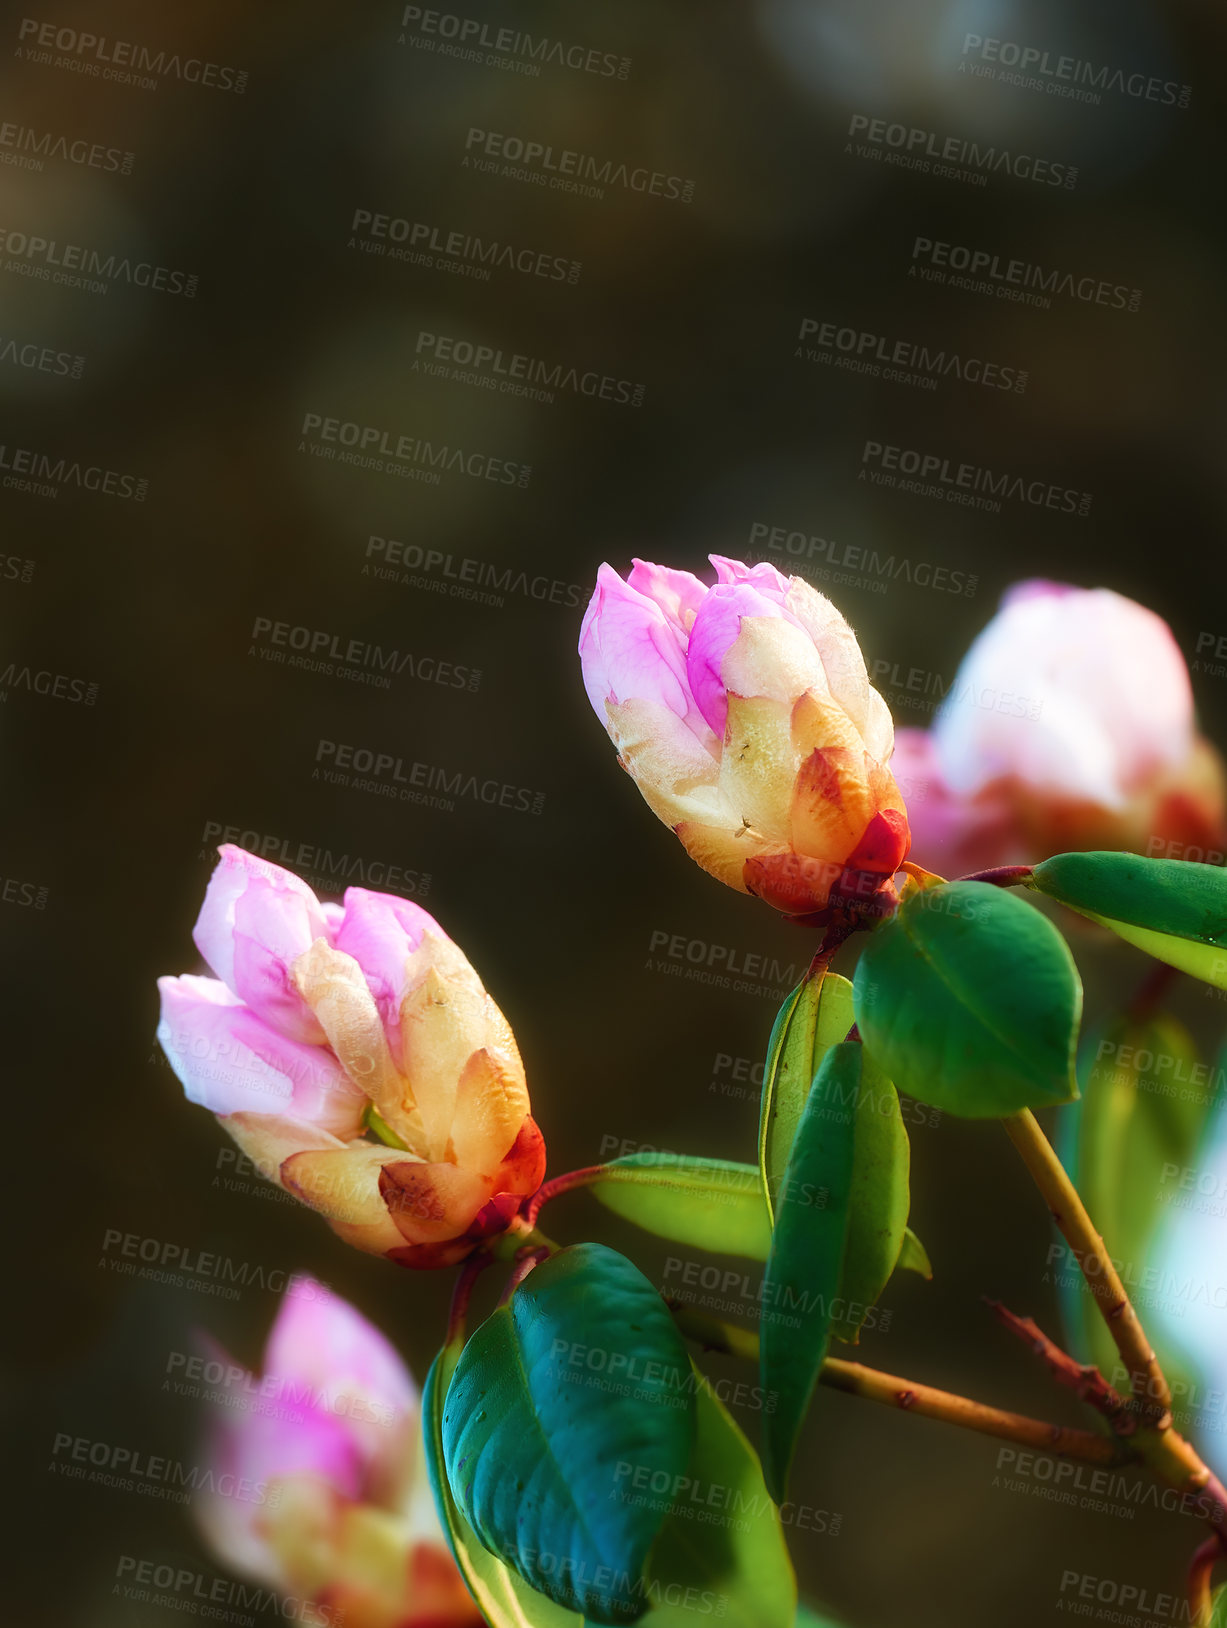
<box><xmin>667</xmin><ymin>1302</ymin><xmax>1120</xmax><ymax>1465</ymax></box>
<box><xmin>1003</xmin><ymin>1109</ymin><xmax>1171</xmax><ymax>1422</ymax></box>
<box><xmin>986</xmin><ymin>1301</ymin><xmax>1132</xmax><ymax>1431</ymax></box>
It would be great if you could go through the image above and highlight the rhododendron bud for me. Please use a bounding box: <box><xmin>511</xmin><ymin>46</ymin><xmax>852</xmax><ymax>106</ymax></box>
<box><xmin>898</xmin><ymin>582</ymin><xmax>1226</xmax><ymax>872</ymax></box>
<box><xmin>157</xmin><ymin>847</ymin><xmax>545</xmax><ymax>1267</ymax></box>
<box><xmin>579</xmin><ymin>555</ymin><xmax>910</xmax><ymax>917</ymax></box>
<box><xmin>196</xmin><ymin>1276</ymin><xmax>480</xmax><ymax>1628</ymax></box>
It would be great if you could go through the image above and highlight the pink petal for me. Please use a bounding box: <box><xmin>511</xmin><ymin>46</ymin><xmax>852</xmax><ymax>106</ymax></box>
<box><xmin>625</xmin><ymin>558</ymin><xmax>708</xmax><ymax>632</ymax></box>
<box><xmin>332</xmin><ymin>889</ymin><xmax>443</xmax><ymax>1069</ymax></box>
<box><xmin>685</xmin><ymin>581</ymin><xmax>792</xmax><ymax>735</ymax></box>
<box><xmin>264</xmin><ymin>1275</ymin><xmax>416</xmax><ymax>1429</ymax></box>
<box><xmin>193</xmin><ymin>846</ymin><xmax>332</xmax><ymax>1042</ymax></box>
<box><xmin>709</xmin><ymin>554</ymin><xmax>792</xmax><ymax>605</ymax></box>
<box><xmin>579</xmin><ymin>563</ymin><xmax>701</xmax><ymax>730</ymax></box>
<box><xmin>157</xmin><ymin>975</ymin><xmax>366</xmax><ymax>1135</ymax></box>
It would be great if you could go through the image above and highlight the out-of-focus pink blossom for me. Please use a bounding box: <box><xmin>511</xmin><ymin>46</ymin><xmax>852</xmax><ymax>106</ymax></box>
<box><xmin>579</xmin><ymin>556</ymin><xmax>910</xmax><ymax>917</ymax></box>
<box><xmin>158</xmin><ymin>848</ymin><xmax>545</xmax><ymax>1268</ymax></box>
<box><xmin>897</xmin><ymin>581</ymin><xmax>1226</xmax><ymax>873</ymax></box>
<box><xmin>196</xmin><ymin>1276</ymin><xmax>480</xmax><ymax>1628</ymax></box>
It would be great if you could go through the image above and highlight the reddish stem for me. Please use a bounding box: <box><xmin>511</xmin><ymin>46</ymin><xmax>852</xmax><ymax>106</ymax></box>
<box><xmin>445</xmin><ymin>1251</ymin><xmax>494</xmax><ymax>1347</ymax></box>
<box><xmin>522</xmin><ymin>1165</ymin><xmax>605</xmax><ymax>1227</ymax></box>
<box><xmin>957</xmin><ymin>865</ymin><xmax>1034</xmax><ymax>888</ymax></box>
<box><xmin>986</xmin><ymin>1300</ymin><xmax>1132</xmax><ymax>1431</ymax></box>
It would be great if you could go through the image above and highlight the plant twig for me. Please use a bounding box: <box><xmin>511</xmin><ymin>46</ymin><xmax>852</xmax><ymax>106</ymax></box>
<box><xmin>1002</xmin><ymin>1109</ymin><xmax>1171</xmax><ymax>1422</ymax></box>
<box><xmin>985</xmin><ymin>1300</ymin><xmax>1132</xmax><ymax>1431</ymax></box>
<box><xmin>667</xmin><ymin>1301</ymin><xmax>1121</xmax><ymax>1465</ymax></box>
<box><xmin>957</xmin><ymin>865</ymin><xmax>1035</xmax><ymax>887</ymax></box>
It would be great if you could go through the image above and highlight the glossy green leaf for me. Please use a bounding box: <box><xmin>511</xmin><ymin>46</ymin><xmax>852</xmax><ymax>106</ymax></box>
<box><xmin>640</xmin><ymin>1372</ymin><xmax>796</xmax><ymax>1628</ymax></box>
<box><xmin>424</xmin><ymin>1342</ymin><xmax>581</xmax><ymax>1628</ymax></box>
<box><xmin>760</xmin><ymin>974</ymin><xmax>855</xmax><ymax>1222</ymax></box>
<box><xmin>760</xmin><ymin>1043</ymin><xmax>859</xmax><ymax>1501</ymax></box>
<box><xmin>1058</xmin><ymin>1011</ymin><xmax>1210</xmax><ymax>1402</ymax></box>
<box><xmin>1030</xmin><ymin>852</ymin><xmax>1227</xmax><ymax>988</ymax></box>
<box><xmin>759</xmin><ymin>973</ymin><xmax>912</xmax><ymax>1343</ymax></box>
<box><xmin>442</xmin><ymin>1244</ymin><xmax>695</xmax><ymax>1624</ymax></box>
<box><xmin>827</xmin><ymin>1046</ymin><xmax>910</xmax><ymax>1344</ymax></box>
<box><xmin>795</xmin><ymin>1610</ymin><xmax>846</xmax><ymax>1628</ymax></box>
<box><xmin>894</xmin><ymin>1226</ymin><xmax>933</xmax><ymax>1280</ymax></box>
<box><xmin>591</xmin><ymin>1155</ymin><xmax>771</xmax><ymax>1261</ymax></box>
<box><xmin>852</xmin><ymin>881</ymin><xmax>1081</xmax><ymax>1117</ymax></box>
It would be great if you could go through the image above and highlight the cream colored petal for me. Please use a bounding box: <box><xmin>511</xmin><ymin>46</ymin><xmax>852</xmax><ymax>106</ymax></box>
<box><xmin>860</xmin><ymin>684</ymin><xmax>896</xmax><ymax>764</ymax></box>
<box><xmin>403</xmin><ymin>927</ymin><xmax>485</xmax><ymax>1000</ymax></box>
<box><xmin>789</xmin><ymin>746</ymin><xmax>875</xmax><ymax>863</ymax></box>
<box><xmin>718</xmin><ymin>694</ymin><xmax>799</xmax><ymax>842</ymax></box>
<box><xmin>721</xmin><ymin>616</ymin><xmax>827</xmax><ymax>711</ymax></box>
<box><xmin>607</xmin><ymin>696</ymin><xmax>721</xmax><ymax>791</ymax></box>
<box><xmin>291</xmin><ymin>940</ymin><xmax>412</xmax><ymax>1141</ymax></box>
<box><xmin>791</xmin><ymin>688</ymin><xmax>869</xmax><ymax>759</ymax></box>
<box><xmin>399</xmin><ymin>969</ymin><xmax>488</xmax><ymax>1161</ymax></box>
<box><xmin>280</xmin><ymin>1143</ymin><xmax>413</xmax><ymax>1256</ymax></box>
<box><xmin>674</xmin><ymin>819</ymin><xmax>771</xmax><ymax>892</ymax></box>
<box><xmin>784</xmin><ymin>577</ymin><xmax>876</xmax><ymax>733</ymax></box>
<box><xmin>220</xmin><ymin>1112</ymin><xmax>347</xmax><ymax>1191</ymax></box>
<box><xmin>449</xmin><ymin>1046</ymin><xmax>530</xmax><ymax>1176</ymax></box>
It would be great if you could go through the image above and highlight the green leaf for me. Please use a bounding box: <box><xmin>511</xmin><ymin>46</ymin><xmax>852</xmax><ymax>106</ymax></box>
<box><xmin>852</xmin><ymin>880</ymin><xmax>1081</xmax><ymax>1117</ymax></box>
<box><xmin>590</xmin><ymin>1155</ymin><xmax>771</xmax><ymax>1261</ymax></box>
<box><xmin>828</xmin><ymin>1046</ymin><xmax>910</xmax><ymax>1344</ymax></box>
<box><xmin>795</xmin><ymin>1610</ymin><xmax>846</xmax><ymax>1628</ymax></box>
<box><xmin>1029</xmin><ymin>852</ymin><xmax>1227</xmax><ymax>989</ymax></box>
<box><xmin>758</xmin><ymin>973</ymin><xmax>912</xmax><ymax>1344</ymax></box>
<box><xmin>894</xmin><ymin>1226</ymin><xmax>933</xmax><ymax>1280</ymax></box>
<box><xmin>760</xmin><ymin>1043</ymin><xmax>860</xmax><ymax>1501</ymax></box>
<box><xmin>640</xmin><ymin>1371</ymin><xmax>796</xmax><ymax>1627</ymax></box>
<box><xmin>442</xmin><ymin>1244</ymin><xmax>696</xmax><ymax>1624</ymax></box>
<box><xmin>1211</xmin><ymin>1581</ymin><xmax>1227</xmax><ymax>1627</ymax></box>
<box><xmin>759</xmin><ymin>974</ymin><xmax>855</xmax><ymax>1223</ymax></box>
<box><xmin>423</xmin><ymin>1342</ymin><xmax>581</xmax><ymax>1628</ymax></box>
<box><xmin>1058</xmin><ymin>1012</ymin><xmax>1211</xmax><ymax>1402</ymax></box>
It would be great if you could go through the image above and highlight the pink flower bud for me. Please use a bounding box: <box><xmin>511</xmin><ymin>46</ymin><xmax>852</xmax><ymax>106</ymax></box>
<box><xmin>900</xmin><ymin>582</ymin><xmax>1226</xmax><ymax>871</ymax></box>
<box><xmin>158</xmin><ymin>849</ymin><xmax>545</xmax><ymax>1267</ymax></box>
<box><xmin>195</xmin><ymin>1276</ymin><xmax>481</xmax><ymax>1627</ymax></box>
<box><xmin>579</xmin><ymin>556</ymin><xmax>910</xmax><ymax>916</ymax></box>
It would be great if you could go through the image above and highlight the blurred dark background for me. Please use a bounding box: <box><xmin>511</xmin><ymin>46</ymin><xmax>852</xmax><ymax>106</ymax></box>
<box><xmin>5</xmin><ymin>1</ymin><xmax>1227</xmax><ymax>1623</ymax></box>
